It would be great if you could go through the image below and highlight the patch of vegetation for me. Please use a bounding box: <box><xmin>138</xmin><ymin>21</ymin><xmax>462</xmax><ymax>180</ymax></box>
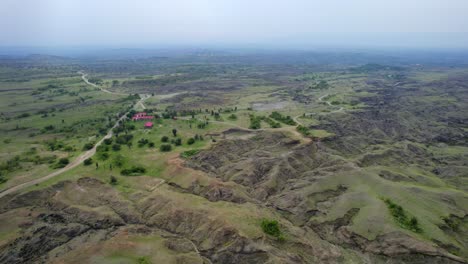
<box><xmin>109</xmin><ymin>175</ymin><xmax>118</xmax><ymax>185</ymax></box>
<box><xmin>180</xmin><ymin>149</ymin><xmax>200</xmax><ymax>158</ymax></box>
<box><xmin>249</xmin><ymin>114</ymin><xmax>262</xmax><ymax>129</ymax></box>
<box><xmin>263</xmin><ymin>117</ymin><xmax>281</xmax><ymax>128</ymax></box>
<box><xmin>160</xmin><ymin>144</ymin><xmax>172</xmax><ymax>152</ymax></box>
<box><xmin>269</xmin><ymin>111</ymin><xmax>296</xmax><ymax>125</ymax></box>
<box><xmin>82</xmin><ymin>142</ymin><xmax>94</xmax><ymax>151</ymax></box>
<box><xmin>52</xmin><ymin>157</ymin><xmax>69</xmax><ymax>169</ymax></box>
<box><xmin>296</xmin><ymin>125</ymin><xmax>311</xmax><ymax>136</ymax></box>
<box><xmin>137</xmin><ymin>256</ymin><xmax>152</xmax><ymax>264</ymax></box>
<box><xmin>187</xmin><ymin>137</ymin><xmax>195</xmax><ymax>145</ymax></box>
<box><xmin>383</xmin><ymin>198</ymin><xmax>422</xmax><ymax>233</ymax></box>
<box><xmin>261</xmin><ymin>219</ymin><xmax>285</xmax><ymax>242</ymax></box>
<box><xmin>83</xmin><ymin>158</ymin><xmax>93</xmax><ymax>166</ymax></box>
<box><xmin>120</xmin><ymin>166</ymin><xmax>146</xmax><ymax>176</ymax></box>
<box><xmin>228</xmin><ymin>113</ymin><xmax>238</xmax><ymax>120</ymax></box>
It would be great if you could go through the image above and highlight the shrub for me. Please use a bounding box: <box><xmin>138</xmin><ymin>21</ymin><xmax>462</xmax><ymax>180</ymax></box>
<box><xmin>160</xmin><ymin>144</ymin><xmax>172</xmax><ymax>152</ymax></box>
<box><xmin>103</xmin><ymin>138</ymin><xmax>113</xmax><ymax>145</ymax></box>
<box><xmin>82</xmin><ymin>142</ymin><xmax>94</xmax><ymax>151</ymax></box>
<box><xmin>52</xmin><ymin>157</ymin><xmax>69</xmax><ymax>169</ymax></box>
<box><xmin>161</xmin><ymin>136</ymin><xmax>169</xmax><ymax>142</ymax></box>
<box><xmin>249</xmin><ymin>115</ymin><xmax>262</xmax><ymax>129</ymax></box>
<box><xmin>383</xmin><ymin>198</ymin><xmax>422</xmax><ymax>233</ymax></box>
<box><xmin>137</xmin><ymin>256</ymin><xmax>151</xmax><ymax>264</ymax></box>
<box><xmin>172</xmin><ymin>138</ymin><xmax>182</xmax><ymax>146</ymax></box>
<box><xmin>148</xmin><ymin>142</ymin><xmax>155</xmax><ymax>148</ymax></box>
<box><xmin>228</xmin><ymin>113</ymin><xmax>238</xmax><ymax>120</ymax></box>
<box><xmin>83</xmin><ymin>158</ymin><xmax>93</xmax><ymax>166</ymax></box>
<box><xmin>113</xmin><ymin>154</ymin><xmax>125</xmax><ymax>167</ymax></box>
<box><xmin>180</xmin><ymin>149</ymin><xmax>200</xmax><ymax>158</ymax></box>
<box><xmin>120</xmin><ymin>166</ymin><xmax>146</xmax><ymax>176</ymax></box>
<box><xmin>261</xmin><ymin>219</ymin><xmax>284</xmax><ymax>241</ymax></box>
<box><xmin>112</xmin><ymin>144</ymin><xmax>121</xmax><ymax>151</ymax></box>
<box><xmin>138</xmin><ymin>138</ymin><xmax>149</xmax><ymax>147</ymax></box>
<box><xmin>187</xmin><ymin>138</ymin><xmax>195</xmax><ymax>145</ymax></box>
<box><xmin>296</xmin><ymin>125</ymin><xmax>311</xmax><ymax>136</ymax></box>
<box><xmin>97</xmin><ymin>152</ymin><xmax>109</xmax><ymax>160</ymax></box>
<box><xmin>269</xmin><ymin>111</ymin><xmax>296</xmax><ymax>125</ymax></box>
<box><xmin>109</xmin><ymin>175</ymin><xmax>118</xmax><ymax>185</ymax></box>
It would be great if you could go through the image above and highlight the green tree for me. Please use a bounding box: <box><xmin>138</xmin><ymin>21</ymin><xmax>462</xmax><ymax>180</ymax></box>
<box><xmin>187</xmin><ymin>138</ymin><xmax>195</xmax><ymax>145</ymax></box>
<box><xmin>83</xmin><ymin>158</ymin><xmax>93</xmax><ymax>166</ymax></box>
<box><xmin>160</xmin><ymin>144</ymin><xmax>172</xmax><ymax>152</ymax></box>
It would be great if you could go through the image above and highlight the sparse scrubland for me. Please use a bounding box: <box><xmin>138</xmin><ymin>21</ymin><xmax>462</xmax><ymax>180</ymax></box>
<box><xmin>0</xmin><ymin>51</ymin><xmax>467</xmax><ymax>263</ymax></box>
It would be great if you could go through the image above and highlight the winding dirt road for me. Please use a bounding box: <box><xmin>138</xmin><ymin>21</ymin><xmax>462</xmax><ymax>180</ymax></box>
<box><xmin>79</xmin><ymin>71</ymin><xmax>128</xmax><ymax>96</ymax></box>
<box><xmin>0</xmin><ymin>74</ymin><xmax>148</xmax><ymax>198</ymax></box>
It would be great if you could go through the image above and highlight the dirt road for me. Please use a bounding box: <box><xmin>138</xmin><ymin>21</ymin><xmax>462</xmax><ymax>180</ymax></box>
<box><xmin>79</xmin><ymin>71</ymin><xmax>128</xmax><ymax>96</ymax></box>
<box><xmin>0</xmin><ymin>77</ymin><xmax>149</xmax><ymax>198</ymax></box>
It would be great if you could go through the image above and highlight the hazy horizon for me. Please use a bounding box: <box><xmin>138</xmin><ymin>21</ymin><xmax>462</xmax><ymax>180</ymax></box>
<box><xmin>2</xmin><ymin>0</ymin><xmax>468</xmax><ymax>51</ymax></box>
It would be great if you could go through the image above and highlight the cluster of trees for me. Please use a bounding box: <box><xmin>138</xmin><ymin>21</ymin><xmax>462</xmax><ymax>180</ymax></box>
<box><xmin>383</xmin><ymin>198</ymin><xmax>422</xmax><ymax>233</ymax></box>
<box><xmin>51</xmin><ymin>157</ymin><xmax>69</xmax><ymax>169</ymax></box>
<box><xmin>120</xmin><ymin>166</ymin><xmax>146</xmax><ymax>176</ymax></box>
<box><xmin>137</xmin><ymin>138</ymin><xmax>155</xmax><ymax>148</ymax></box>
<box><xmin>296</xmin><ymin>125</ymin><xmax>311</xmax><ymax>136</ymax></box>
<box><xmin>269</xmin><ymin>111</ymin><xmax>296</xmax><ymax>126</ymax></box>
<box><xmin>249</xmin><ymin>115</ymin><xmax>281</xmax><ymax>129</ymax></box>
<box><xmin>249</xmin><ymin>114</ymin><xmax>262</xmax><ymax>129</ymax></box>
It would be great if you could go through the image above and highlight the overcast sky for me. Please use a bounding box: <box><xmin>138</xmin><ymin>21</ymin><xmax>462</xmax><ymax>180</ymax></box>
<box><xmin>1</xmin><ymin>0</ymin><xmax>468</xmax><ymax>49</ymax></box>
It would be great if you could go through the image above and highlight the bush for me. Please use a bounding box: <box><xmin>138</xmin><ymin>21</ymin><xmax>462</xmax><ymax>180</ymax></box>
<box><xmin>97</xmin><ymin>152</ymin><xmax>109</xmax><ymax>160</ymax></box>
<box><xmin>138</xmin><ymin>138</ymin><xmax>149</xmax><ymax>147</ymax></box>
<box><xmin>103</xmin><ymin>138</ymin><xmax>113</xmax><ymax>145</ymax></box>
<box><xmin>296</xmin><ymin>125</ymin><xmax>311</xmax><ymax>136</ymax></box>
<box><xmin>52</xmin><ymin>157</ymin><xmax>69</xmax><ymax>169</ymax></box>
<box><xmin>120</xmin><ymin>166</ymin><xmax>146</xmax><ymax>176</ymax></box>
<box><xmin>269</xmin><ymin>111</ymin><xmax>296</xmax><ymax>125</ymax></box>
<box><xmin>83</xmin><ymin>158</ymin><xmax>93</xmax><ymax>166</ymax></box>
<box><xmin>249</xmin><ymin>115</ymin><xmax>262</xmax><ymax>129</ymax></box>
<box><xmin>261</xmin><ymin>219</ymin><xmax>284</xmax><ymax>241</ymax></box>
<box><xmin>383</xmin><ymin>198</ymin><xmax>422</xmax><ymax>233</ymax></box>
<box><xmin>172</xmin><ymin>138</ymin><xmax>182</xmax><ymax>146</ymax></box>
<box><xmin>113</xmin><ymin>154</ymin><xmax>125</xmax><ymax>167</ymax></box>
<box><xmin>161</xmin><ymin>136</ymin><xmax>169</xmax><ymax>142</ymax></box>
<box><xmin>112</xmin><ymin>144</ymin><xmax>121</xmax><ymax>151</ymax></box>
<box><xmin>160</xmin><ymin>144</ymin><xmax>172</xmax><ymax>152</ymax></box>
<box><xmin>228</xmin><ymin>113</ymin><xmax>238</xmax><ymax>120</ymax></box>
<box><xmin>187</xmin><ymin>138</ymin><xmax>195</xmax><ymax>145</ymax></box>
<box><xmin>148</xmin><ymin>142</ymin><xmax>155</xmax><ymax>148</ymax></box>
<box><xmin>109</xmin><ymin>175</ymin><xmax>118</xmax><ymax>185</ymax></box>
<box><xmin>180</xmin><ymin>149</ymin><xmax>200</xmax><ymax>158</ymax></box>
<box><xmin>82</xmin><ymin>142</ymin><xmax>94</xmax><ymax>151</ymax></box>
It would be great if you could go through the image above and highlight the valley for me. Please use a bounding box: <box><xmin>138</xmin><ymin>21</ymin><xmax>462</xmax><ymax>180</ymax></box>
<box><xmin>0</xmin><ymin>51</ymin><xmax>467</xmax><ymax>263</ymax></box>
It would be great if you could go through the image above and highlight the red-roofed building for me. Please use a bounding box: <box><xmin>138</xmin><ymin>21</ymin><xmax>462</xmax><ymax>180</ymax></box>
<box><xmin>144</xmin><ymin>122</ymin><xmax>153</xmax><ymax>128</ymax></box>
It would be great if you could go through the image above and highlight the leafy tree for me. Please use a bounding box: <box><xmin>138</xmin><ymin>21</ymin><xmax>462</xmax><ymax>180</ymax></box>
<box><xmin>261</xmin><ymin>219</ymin><xmax>285</xmax><ymax>241</ymax></box>
<box><xmin>103</xmin><ymin>138</ymin><xmax>113</xmax><ymax>145</ymax></box>
<box><xmin>172</xmin><ymin>138</ymin><xmax>182</xmax><ymax>146</ymax></box>
<box><xmin>187</xmin><ymin>138</ymin><xmax>195</xmax><ymax>145</ymax></box>
<box><xmin>172</xmin><ymin>128</ymin><xmax>177</xmax><ymax>137</ymax></box>
<box><xmin>160</xmin><ymin>144</ymin><xmax>172</xmax><ymax>152</ymax></box>
<box><xmin>82</xmin><ymin>142</ymin><xmax>94</xmax><ymax>150</ymax></box>
<box><xmin>110</xmin><ymin>175</ymin><xmax>118</xmax><ymax>185</ymax></box>
<box><xmin>112</xmin><ymin>144</ymin><xmax>121</xmax><ymax>151</ymax></box>
<box><xmin>83</xmin><ymin>158</ymin><xmax>93</xmax><ymax>166</ymax></box>
<box><xmin>161</xmin><ymin>136</ymin><xmax>169</xmax><ymax>142</ymax></box>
